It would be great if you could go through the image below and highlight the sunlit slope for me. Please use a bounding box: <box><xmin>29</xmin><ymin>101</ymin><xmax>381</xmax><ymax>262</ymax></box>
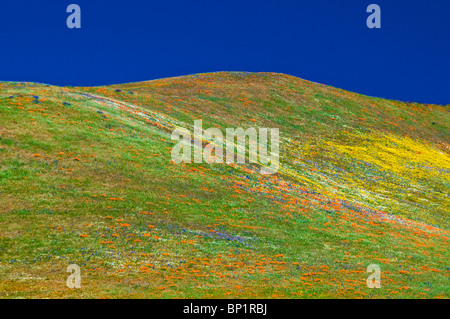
<box><xmin>0</xmin><ymin>72</ymin><xmax>448</xmax><ymax>298</ymax></box>
<box><xmin>108</xmin><ymin>72</ymin><xmax>449</xmax><ymax>227</ymax></box>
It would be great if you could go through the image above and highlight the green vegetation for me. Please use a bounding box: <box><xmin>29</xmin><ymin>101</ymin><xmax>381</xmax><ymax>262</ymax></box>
<box><xmin>0</xmin><ymin>72</ymin><xmax>448</xmax><ymax>298</ymax></box>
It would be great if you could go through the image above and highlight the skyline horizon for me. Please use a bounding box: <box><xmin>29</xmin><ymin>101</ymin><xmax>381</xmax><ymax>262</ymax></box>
<box><xmin>3</xmin><ymin>70</ymin><xmax>448</xmax><ymax>106</ymax></box>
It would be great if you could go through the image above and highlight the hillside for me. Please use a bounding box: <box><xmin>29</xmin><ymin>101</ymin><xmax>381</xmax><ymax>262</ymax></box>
<box><xmin>0</xmin><ymin>71</ymin><xmax>449</xmax><ymax>298</ymax></box>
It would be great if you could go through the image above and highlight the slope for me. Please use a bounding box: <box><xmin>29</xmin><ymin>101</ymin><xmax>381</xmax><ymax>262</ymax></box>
<box><xmin>0</xmin><ymin>72</ymin><xmax>449</xmax><ymax>298</ymax></box>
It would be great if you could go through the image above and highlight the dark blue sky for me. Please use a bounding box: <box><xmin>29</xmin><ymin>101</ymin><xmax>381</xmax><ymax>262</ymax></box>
<box><xmin>1</xmin><ymin>0</ymin><xmax>449</xmax><ymax>104</ymax></box>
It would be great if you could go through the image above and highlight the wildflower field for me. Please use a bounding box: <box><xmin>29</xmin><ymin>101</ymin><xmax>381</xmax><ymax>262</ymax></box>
<box><xmin>0</xmin><ymin>72</ymin><xmax>448</xmax><ymax>298</ymax></box>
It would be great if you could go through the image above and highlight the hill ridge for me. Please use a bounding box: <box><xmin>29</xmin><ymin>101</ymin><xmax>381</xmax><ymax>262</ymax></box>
<box><xmin>0</xmin><ymin>71</ymin><xmax>448</xmax><ymax>298</ymax></box>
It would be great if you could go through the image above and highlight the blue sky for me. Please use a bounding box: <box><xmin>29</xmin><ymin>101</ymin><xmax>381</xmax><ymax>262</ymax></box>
<box><xmin>0</xmin><ymin>0</ymin><xmax>449</xmax><ymax>104</ymax></box>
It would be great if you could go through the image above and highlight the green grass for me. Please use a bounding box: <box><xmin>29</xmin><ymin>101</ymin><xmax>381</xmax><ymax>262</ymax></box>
<box><xmin>0</xmin><ymin>72</ymin><xmax>449</xmax><ymax>299</ymax></box>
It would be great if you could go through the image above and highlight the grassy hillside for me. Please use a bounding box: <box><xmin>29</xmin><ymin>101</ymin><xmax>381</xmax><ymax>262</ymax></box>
<box><xmin>0</xmin><ymin>71</ymin><xmax>449</xmax><ymax>298</ymax></box>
